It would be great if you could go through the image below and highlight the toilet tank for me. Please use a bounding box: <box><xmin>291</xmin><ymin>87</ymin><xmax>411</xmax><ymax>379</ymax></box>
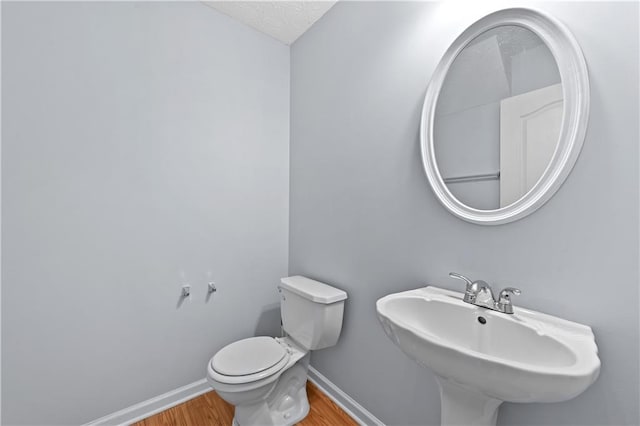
<box><xmin>278</xmin><ymin>276</ymin><xmax>348</xmax><ymax>350</ymax></box>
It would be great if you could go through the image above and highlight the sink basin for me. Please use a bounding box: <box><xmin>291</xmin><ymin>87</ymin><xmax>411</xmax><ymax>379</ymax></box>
<box><xmin>377</xmin><ymin>286</ymin><xmax>600</xmax><ymax>425</ymax></box>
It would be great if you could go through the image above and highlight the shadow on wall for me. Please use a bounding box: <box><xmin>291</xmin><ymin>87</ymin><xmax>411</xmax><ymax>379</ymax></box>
<box><xmin>254</xmin><ymin>303</ymin><xmax>282</xmax><ymax>337</ymax></box>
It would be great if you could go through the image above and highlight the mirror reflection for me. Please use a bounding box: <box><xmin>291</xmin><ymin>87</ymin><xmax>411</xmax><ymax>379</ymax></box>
<box><xmin>434</xmin><ymin>25</ymin><xmax>562</xmax><ymax>210</ymax></box>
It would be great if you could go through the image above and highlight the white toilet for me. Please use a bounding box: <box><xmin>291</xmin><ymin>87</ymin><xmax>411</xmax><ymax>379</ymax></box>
<box><xmin>206</xmin><ymin>275</ymin><xmax>348</xmax><ymax>426</ymax></box>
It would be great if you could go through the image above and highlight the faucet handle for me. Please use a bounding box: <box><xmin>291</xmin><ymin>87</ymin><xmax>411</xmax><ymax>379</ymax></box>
<box><xmin>449</xmin><ymin>272</ymin><xmax>474</xmax><ymax>291</ymax></box>
<box><xmin>497</xmin><ymin>287</ymin><xmax>521</xmax><ymax>314</ymax></box>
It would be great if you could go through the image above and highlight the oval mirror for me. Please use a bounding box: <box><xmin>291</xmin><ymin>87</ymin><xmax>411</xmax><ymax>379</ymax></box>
<box><xmin>420</xmin><ymin>8</ymin><xmax>589</xmax><ymax>225</ymax></box>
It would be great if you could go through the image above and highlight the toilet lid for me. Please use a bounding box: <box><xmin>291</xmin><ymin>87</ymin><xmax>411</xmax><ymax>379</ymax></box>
<box><xmin>212</xmin><ymin>336</ymin><xmax>287</xmax><ymax>377</ymax></box>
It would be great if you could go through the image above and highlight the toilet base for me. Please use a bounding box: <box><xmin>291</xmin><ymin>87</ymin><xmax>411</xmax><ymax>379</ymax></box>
<box><xmin>232</xmin><ymin>389</ymin><xmax>308</xmax><ymax>426</ymax></box>
<box><xmin>230</xmin><ymin>354</ymin><xmax>311</xmax><ymax>426</ymax></box>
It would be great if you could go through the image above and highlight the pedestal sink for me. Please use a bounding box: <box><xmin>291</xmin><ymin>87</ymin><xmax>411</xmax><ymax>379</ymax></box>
<box><xmin>376</xmin><ymin>286</ymin><xmax>600</xmax><ymax>426</ymax></box>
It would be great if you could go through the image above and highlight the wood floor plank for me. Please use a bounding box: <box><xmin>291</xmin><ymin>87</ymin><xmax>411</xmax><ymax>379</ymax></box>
<box><xmin>134</xmin><ymin>381</ymin><xmax>358</xmax><ymax>426</ymax></box>
<box><xmin>303</xmin><ymin>382</ymin><xmax>357</xmax><ymax>426</ymax></box>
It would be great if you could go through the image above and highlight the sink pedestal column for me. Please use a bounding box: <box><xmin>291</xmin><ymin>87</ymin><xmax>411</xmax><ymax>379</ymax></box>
<box><xmin>436</xmin><ymin>378</ymin><xmax>503</xmax><ymax>426</ymax></box>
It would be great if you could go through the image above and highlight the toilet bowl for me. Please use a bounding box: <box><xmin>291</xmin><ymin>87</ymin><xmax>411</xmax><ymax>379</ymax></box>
<box><xmin>206</xmin><ymin>276</ymin><xmax>347</xmax><ymax>426</ymax></box>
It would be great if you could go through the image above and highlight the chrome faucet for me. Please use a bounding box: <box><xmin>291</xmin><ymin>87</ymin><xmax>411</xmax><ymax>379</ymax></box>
<box><xmin>449</xmin><ymin>272</ymin><xmax>521</xmax><ymax>314</ymax></box>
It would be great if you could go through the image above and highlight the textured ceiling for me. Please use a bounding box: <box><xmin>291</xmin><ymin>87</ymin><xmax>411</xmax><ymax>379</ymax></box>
<box><xmin>203</xmin><ymin>1</ymin><xmax>337</xmax><ymax>45</ymax></box>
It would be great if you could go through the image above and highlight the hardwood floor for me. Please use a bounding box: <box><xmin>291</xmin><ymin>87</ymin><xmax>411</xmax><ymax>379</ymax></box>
<box><xmin>134</xmin><ymin>381</ymin><xmax>358</xmax><ymax>426</ymax></box>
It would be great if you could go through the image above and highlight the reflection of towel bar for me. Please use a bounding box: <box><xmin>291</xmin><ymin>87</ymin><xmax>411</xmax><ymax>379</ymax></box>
<box><xmin>443</xmin><ymin>171</ymin><xmax>500</xmax><ymax>184</ymax></box>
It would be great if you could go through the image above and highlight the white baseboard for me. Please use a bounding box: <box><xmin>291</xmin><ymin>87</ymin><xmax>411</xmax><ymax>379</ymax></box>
<box><xmin>84</xmin><ymin>379</ymin><xmax>211</xmax><ymax>426</ymax></box>
<box><xmin>307</xmin><ymin>366</ymin><xmax>385</xmax><ymax>426</ymax></box>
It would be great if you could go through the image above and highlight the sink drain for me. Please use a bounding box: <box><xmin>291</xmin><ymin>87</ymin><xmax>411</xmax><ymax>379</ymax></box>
<box><xmin>477</xmin><ymin>316</ymin><xmax>487</xmax><ymax>324</ymax></box>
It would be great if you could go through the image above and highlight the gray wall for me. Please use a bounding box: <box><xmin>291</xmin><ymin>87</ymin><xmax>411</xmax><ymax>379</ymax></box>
<box><xmin>2</xmin><ymin>2</ymin><xmax>289</xmax><ymax>424</ymax></box>
<box><xmin>290</xmin><ymin>2</ymin><xmax>639</xmax><ymax>425</ymax></box>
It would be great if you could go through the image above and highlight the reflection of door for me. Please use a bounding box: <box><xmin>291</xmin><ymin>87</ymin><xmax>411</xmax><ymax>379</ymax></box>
<box><xmin>500</xmin><ymin>83</ymin><xmax>563</xmax><ymax>207</ymax></box>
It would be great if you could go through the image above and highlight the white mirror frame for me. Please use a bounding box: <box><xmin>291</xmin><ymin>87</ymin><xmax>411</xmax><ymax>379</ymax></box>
<box><xmin>420</xmin><ymin>8</ymin><xmax>589</xmax><ymax>225</ymax></box>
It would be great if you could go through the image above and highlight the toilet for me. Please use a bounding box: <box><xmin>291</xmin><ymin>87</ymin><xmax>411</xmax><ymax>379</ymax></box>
<box><xmin>206</xmin><ymin>275</ymin><xmax>348</xmax><ymax>426</ymax></box>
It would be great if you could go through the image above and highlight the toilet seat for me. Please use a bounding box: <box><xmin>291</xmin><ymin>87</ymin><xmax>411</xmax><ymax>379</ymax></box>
<box><xmin>210</xmin><ymin>337</ymin><xmax>291</xmax><ymax>385</ymax></box>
